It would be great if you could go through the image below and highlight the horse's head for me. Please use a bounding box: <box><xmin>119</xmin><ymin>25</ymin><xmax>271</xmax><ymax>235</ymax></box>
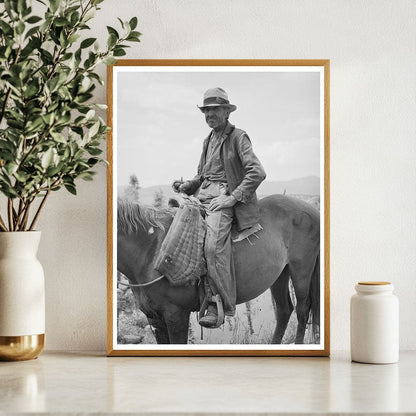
<box><xmin>117</xmin><ymin>198</ymin><xmax>175</xmax><ymax>284</ymax></box>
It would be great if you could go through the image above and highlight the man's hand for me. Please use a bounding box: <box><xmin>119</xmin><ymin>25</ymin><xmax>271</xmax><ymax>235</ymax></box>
<box><xmin>172</xmin><ymin>180</ymin><xmax>192</xmax><ymax>194</ymax></box>
<box><xmin>172</xmin><ymin>180</ymin><xmax>183</xmax><ymax>193</ymax></box>
<box><xmin>209</xmin><ymin>195</ymin><xmax>237</xmax><ymax>212</ymax></box>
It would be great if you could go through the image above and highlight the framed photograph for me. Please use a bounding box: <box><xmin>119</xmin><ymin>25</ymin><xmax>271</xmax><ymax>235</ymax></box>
<box><xmin>107</xmin><ymin>60</ymin><xmax>330</xmax><ymax>356</ymax></box>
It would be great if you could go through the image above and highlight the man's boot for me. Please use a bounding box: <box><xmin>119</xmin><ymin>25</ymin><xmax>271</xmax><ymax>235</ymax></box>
<box><xmin>199</xmin><ymin>303</ymin><xmax>220</xmax><ymax>328</ymax></box>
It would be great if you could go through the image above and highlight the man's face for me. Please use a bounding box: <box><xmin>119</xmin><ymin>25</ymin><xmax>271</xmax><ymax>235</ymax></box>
<box><xmin>203</xmin><ymin>106</ymin><xmax>229</xmax><ymax>130</ymax></box>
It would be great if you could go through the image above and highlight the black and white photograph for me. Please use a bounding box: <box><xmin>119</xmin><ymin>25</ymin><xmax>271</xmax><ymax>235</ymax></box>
<box><xmin>108</xmin><ymin>60</ymin><xmax>329</xmax><ymax>356</ymax></box>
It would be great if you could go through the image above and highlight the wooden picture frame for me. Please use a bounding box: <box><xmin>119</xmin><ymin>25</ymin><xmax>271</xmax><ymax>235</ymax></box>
<box><xmin>107</xmin><ymin>60</ymin><xmax>330</xmax><ymax>356</ymax></box>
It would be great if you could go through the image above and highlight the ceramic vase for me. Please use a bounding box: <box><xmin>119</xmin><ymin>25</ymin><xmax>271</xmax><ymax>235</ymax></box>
<box><xmin>350</xmin><ymin>281</ymin><xmax>399</xmax><ymax>364</ymax></box>
<box><xmin>0</xmin><ymin>231</ymin><xmax>45</xmax><ymax>361</ymax></box>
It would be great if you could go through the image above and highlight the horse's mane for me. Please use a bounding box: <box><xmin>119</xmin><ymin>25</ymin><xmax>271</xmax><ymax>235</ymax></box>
<box><xmin>117</xmin><ymin>198</ymin><xmax>175</xmax><ymax>234</ymax></box>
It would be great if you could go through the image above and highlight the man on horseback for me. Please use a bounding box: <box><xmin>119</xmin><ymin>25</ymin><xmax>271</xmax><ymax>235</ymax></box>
<box><xmin>173</xmin><ymin>87</ymin><xmax>266</xmax><ymax>328</ymax></box>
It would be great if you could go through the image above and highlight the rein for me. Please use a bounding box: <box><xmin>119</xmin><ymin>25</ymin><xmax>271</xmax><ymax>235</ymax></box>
<box><xmin>117</xmin><ymin>274</ymin><xmax>165</xmax><ymax>288</ymax></box>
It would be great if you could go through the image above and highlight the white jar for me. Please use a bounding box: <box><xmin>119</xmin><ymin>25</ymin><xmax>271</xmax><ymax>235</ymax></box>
<box><xmin>350</xmin><ymin>281</ymin><xmax>399</xmax><ymax>364</ymax></box>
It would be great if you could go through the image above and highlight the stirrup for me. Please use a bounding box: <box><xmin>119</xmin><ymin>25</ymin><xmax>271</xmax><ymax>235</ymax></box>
<box><xmin>198</xmin><ymin>294</ymin><xmax>225</xmax><ymax>329</ymax></box>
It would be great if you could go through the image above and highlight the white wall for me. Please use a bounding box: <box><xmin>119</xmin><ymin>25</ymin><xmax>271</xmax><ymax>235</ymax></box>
<box><xmin>38</xmin><ymin>0</ymin><xmax>416</xmax><ymax>351</ymax></box>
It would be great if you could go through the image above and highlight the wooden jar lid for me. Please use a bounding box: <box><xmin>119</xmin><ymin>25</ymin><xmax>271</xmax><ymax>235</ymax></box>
<box><xmin>358</xmin><ymin>281</ymin><xmax>391</xmax><ymax>285</ymax></box>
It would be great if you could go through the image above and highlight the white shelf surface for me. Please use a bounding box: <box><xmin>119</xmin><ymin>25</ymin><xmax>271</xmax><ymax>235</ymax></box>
<box><xmin>0</xmin><ymin>350</ymin><xmax>415</xmax><ymax>415</ymax></box>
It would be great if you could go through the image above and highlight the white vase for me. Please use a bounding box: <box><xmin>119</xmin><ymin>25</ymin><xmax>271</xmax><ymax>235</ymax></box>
<box><xmin>0</xmin><ymin>231</ymin><xmax>45</xmax><ymax>361</ymax></box>
<box><xmin>350</xmin><ymin>281</ymin><xmax>399</xmax><ymax>364</ymax></box>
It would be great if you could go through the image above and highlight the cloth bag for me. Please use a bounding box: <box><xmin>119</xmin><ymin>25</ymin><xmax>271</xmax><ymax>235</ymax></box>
<box><xmin>155</xmin><ymin>201</ymin><xmax>206</xmax><ymax>286</ymax></box>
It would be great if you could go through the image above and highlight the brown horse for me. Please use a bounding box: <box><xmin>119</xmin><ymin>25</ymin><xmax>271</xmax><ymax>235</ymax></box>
<box><xmin>117</xmin><ymin>194</ymin><xmax>320</xmax><ymax>344</ymax></box>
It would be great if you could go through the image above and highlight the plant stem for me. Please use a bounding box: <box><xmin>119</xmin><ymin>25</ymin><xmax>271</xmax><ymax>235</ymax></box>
<box><xmin>0</xmin><ymin>88</ymin><xmax>12</xmax><ymax>126</ymax></box>
<box><xmin>20</xmin><ymin>200</ymin><xmax>33</xmax><ymax>231</ymax></box>
<box><xmin>14</xmin><ymin>199</ymin><xmax>27</xmax><ymax>231</ymax></box>
<box><xmin>0</xmin><ymin>214</ymin><xmax>8</xmax><ymax>232</ymax></box>
<box><xmin>7</xmin><ymin>199</ymin><xmax>14</xmax><ymax>231</ymax></box>
<box><xmin>29</xmin><ymin>189</ymin><xmax>50</xmax><ymax>231</ymax></box>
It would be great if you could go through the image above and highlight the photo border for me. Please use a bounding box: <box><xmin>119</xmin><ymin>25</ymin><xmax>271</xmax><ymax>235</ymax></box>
<box><xmin>107</xmin><ymin>60</ymin><xmax>330</xmax><ymax>356</ymax></box>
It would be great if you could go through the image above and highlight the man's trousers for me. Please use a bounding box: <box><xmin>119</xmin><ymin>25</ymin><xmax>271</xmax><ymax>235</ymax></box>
<box><xmin>197</xmin><ymin>181</ymin><xmax>236</xmax><ymax>315</ymax></box>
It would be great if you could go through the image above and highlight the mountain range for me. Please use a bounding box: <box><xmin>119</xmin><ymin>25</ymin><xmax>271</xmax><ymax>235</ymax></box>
<box><xmin>118</xmin><ymin>176</ymin><xmax>320</xmax><ymax>206</ymax></box>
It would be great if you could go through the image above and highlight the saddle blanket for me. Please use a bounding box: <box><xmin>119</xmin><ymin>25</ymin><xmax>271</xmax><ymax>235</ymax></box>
<box><xmin>155</xmin><ymin>201</ymin><xmax>207</xmax><ymax>286</ymax></box>
<box><xmin>155</xmin><ymin>198</ymin><xmax>263</xmax><ymax>286</ymax></box>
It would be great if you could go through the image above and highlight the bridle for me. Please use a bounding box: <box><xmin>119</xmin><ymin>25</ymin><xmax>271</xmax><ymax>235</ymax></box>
<box><xmin>117</xmin><ymin>274</ymin><xmax>165</xmax><ymax>288</ymax></box>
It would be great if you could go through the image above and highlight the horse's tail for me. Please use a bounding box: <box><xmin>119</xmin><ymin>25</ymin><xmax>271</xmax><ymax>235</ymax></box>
<box><xmin>309</xmin><ymin>252</ymin><xmax>320</xmax><ymax>343</ymax></box>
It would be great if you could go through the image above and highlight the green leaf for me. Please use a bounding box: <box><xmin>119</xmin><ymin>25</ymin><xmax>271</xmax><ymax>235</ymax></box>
<box><xmin>50</xmin><ymin>131</ymin><xmax>67</xmax><ymax>143</ymax></box>
<box><xmin>25</xmin><ymin>117</ymin><xmax>44</xmax><ymax>133</ymax></box>
<box><xmin>126</xmin><ymin>34</ymin><xmax>141</xmax><ymax>42</ymax></box>
<box><xmin>7</xmin><ymin>119</ymin><xmax>24</xmax><ymax>129</ymax></box>
<box><xmin>0</xmin><ymin>20</ymin><xmax>13</xmax><ymax>35</ymax></box>
<box><xmin>26</xmin><ymin>15</ymin><xmax>42</xmax><ymax>24</ymax></box>
<box><xmin>129</xmin><ymin>17</ymin><xmax>138</xmax><ymax>30</ymax></box>
<box><xmin>68</xmin><ymin>33</ymin><xmax>80</xmax><ymax>44</ymax></box>
<box><xmin>48</xmin><ymin>76</ymin><xmax>60</xmax><ymax>92</ymax></box>
<box><xmin>117</xmin><ymin>17</ymin><xmax>125</xmax><ymax>29</ymax></box>
<box><xmin>54</xmin><ymin>17</ymin><xmax>69</xmax><ymax>27</ymax></box>
<box><xmin>61</xmin><ymin>52</ymin><xmax>72</xmax><ymax>61</ymax></box>
<box><xmin>41</xmin><ymin>148</ymin><xmax>55</xmax><ymax>169</ymax></box>
<box><xmin>83</xmin><ymin>9</ymin><xmax>95</xmax><ymax>23</ymax></box>
<box><xmin>14</xmin><ymin>171</ymin><xmax>28</xmax><ymax>183</ymax></box>
<box><xmin>107</xmin><ymin>33</ymin><xmax>117</xmax><ymax>49</ymax></box>
<box><xmin>127</xmin><ymin>30</ymin><xmax>141</xmax><ymax>41</ymax></box>
<box><xmin>87</xmin><ymin>158</ymin><xmax>99</xmax><ymax>166</ymax></box>
<box><xmin>63</xmin><ymin>147</ymin><xmax>70</xmax><ymax>159</ymax></box>
<box><xmin>42</xmin><ymin>112</ymin><xmax>55</xmax><ymax>125</ymax></box>
<box><xmin>103</xmin><ymin>56</ymin><xmax>117</xmax><ymax>65</ymax></box>
<box><xmin>106</xmin><ymin>26</ymin><xmax>119</xmax><ymax>39</ymax></box>
<box><xmin>80</xmin><ymin>37</ymin><xmax>96</xmax><ymax>49</ymax></box>
<box><xmin>17</xmin><ymin>0</ymin><xmax>25</xmax><ymax>13</ymax></box>
<box><xmin>64</xmin><ymin>183</ymin><xmax>76</xmax><ymax>195</ymax></box>
<box><xmin>88</xmin><ymin>120</ymin><xmax>100</xmax><ymax>138</ymax></box>
<box><xmin>70</xmin><ymin>11</ymin><xmax>80</xmax><ymax>26</ymax></box>
<box><xmin>113</xmin><ymin>47</ymin><xmax>126</xmax><ymax>57</ymax></box>
<box><xmin>85</xmin><ymin>109</ymin><xmax>95</xmax><ymax>120</ymax></box>
<box><xmin>49</xmin><ymin>0</ymin><xmax>60</xmax><ymax>13</ymax></box>
<box><xmin>74</xmin><ymin>148</ymin><xmax>84</xmax><ymax>159</ymax></box>
<box><xmin>78</xmin><ymin>171</ymin><xmax>94</xmax><ymax>181</ymax></box>
<box><xmin>5</xmin><ymin>162</ymin><xmax>18</xmax><ymax>176</ymax></box>
<box><xmin>0</xmin><ymin>184</ymin><xmax>18</xmax><ymax>198</ymax></box>
<box><xmin>87</xmin><ymin>147</ymin><xmax>102</xmax><ymax>156</ymax></box>
<box><xmin>4</xmin><ymin>1</ymin><xmax>16</xmax><ymax>20</ymax></box>
<box><xmin>16</xmin><ymin>21</ymin><xmax>25</xmax><ymax>35</ymax></box>
<box><xmin>23</xmin><ymin>83</ymin><xmax>39</xmax><ymax>98</ymax></box>
<box><xmin>45</xmin><ymin>165</ymin><xmax>62</xmax><ymax>177</ymax></box>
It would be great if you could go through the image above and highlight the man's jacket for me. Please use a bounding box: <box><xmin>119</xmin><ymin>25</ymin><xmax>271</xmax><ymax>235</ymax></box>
<box><xmin>187</xmin><ymin>123</ymin><xmax>266</xmax><ymax>231</ymax></box>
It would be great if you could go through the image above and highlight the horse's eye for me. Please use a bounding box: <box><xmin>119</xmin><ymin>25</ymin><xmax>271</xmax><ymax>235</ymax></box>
<box><xmin>148</xmin><ymin>227</ymin><xmax>154</xmax><ymax>235</ymax></box>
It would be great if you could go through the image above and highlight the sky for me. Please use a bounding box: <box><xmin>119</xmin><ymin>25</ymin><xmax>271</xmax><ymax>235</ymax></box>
<box><xmin>115</xmin><ymin>67</ymin><xmax>322</xmax><ymax>188</ymax></box>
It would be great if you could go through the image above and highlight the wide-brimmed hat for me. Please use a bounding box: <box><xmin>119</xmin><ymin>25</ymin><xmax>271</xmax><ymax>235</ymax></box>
<box><xmin>197</xmin><ymin>87</ymin><xmax>237</xmax><ymax>112</ymax></box>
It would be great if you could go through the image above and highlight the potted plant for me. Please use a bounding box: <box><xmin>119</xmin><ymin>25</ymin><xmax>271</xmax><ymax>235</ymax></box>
<box><xmin>0</xmin><ymin>0</ymin><xmax>140</xmax><ymax>360</ymax></box>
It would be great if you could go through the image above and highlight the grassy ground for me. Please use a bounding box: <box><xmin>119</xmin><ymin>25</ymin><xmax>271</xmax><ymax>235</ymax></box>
<box><xmin>117</xmin><ymin>282</ymin><xmax>315</xmax><ymax>345</ymax></box>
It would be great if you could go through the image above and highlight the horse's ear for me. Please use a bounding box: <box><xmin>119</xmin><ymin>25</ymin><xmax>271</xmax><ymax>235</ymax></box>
<box><xmin>148</xmin><ymin>227</ymin><xmax>154</xmax><ymax>235</ymax></box>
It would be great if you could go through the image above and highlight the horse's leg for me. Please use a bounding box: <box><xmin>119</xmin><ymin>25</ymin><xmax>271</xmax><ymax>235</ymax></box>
<box><xmin>289</xmin><ymin>259</ymin><xmax>314</xmax><ymax>344</ymax></box>
<box><xmin>163</xmin><ymin>305</ymin><xmax>191</xmax><ymax>344</ymax></box>
<box><xmin>147</xmin><ymin>315</ymin><xmax>170</xmax><ymax>344</ymax></box>
<box><xmin>270</xmin><ymin>265</ymin><xmax>293</xmax><ymax>344</ymax></box>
